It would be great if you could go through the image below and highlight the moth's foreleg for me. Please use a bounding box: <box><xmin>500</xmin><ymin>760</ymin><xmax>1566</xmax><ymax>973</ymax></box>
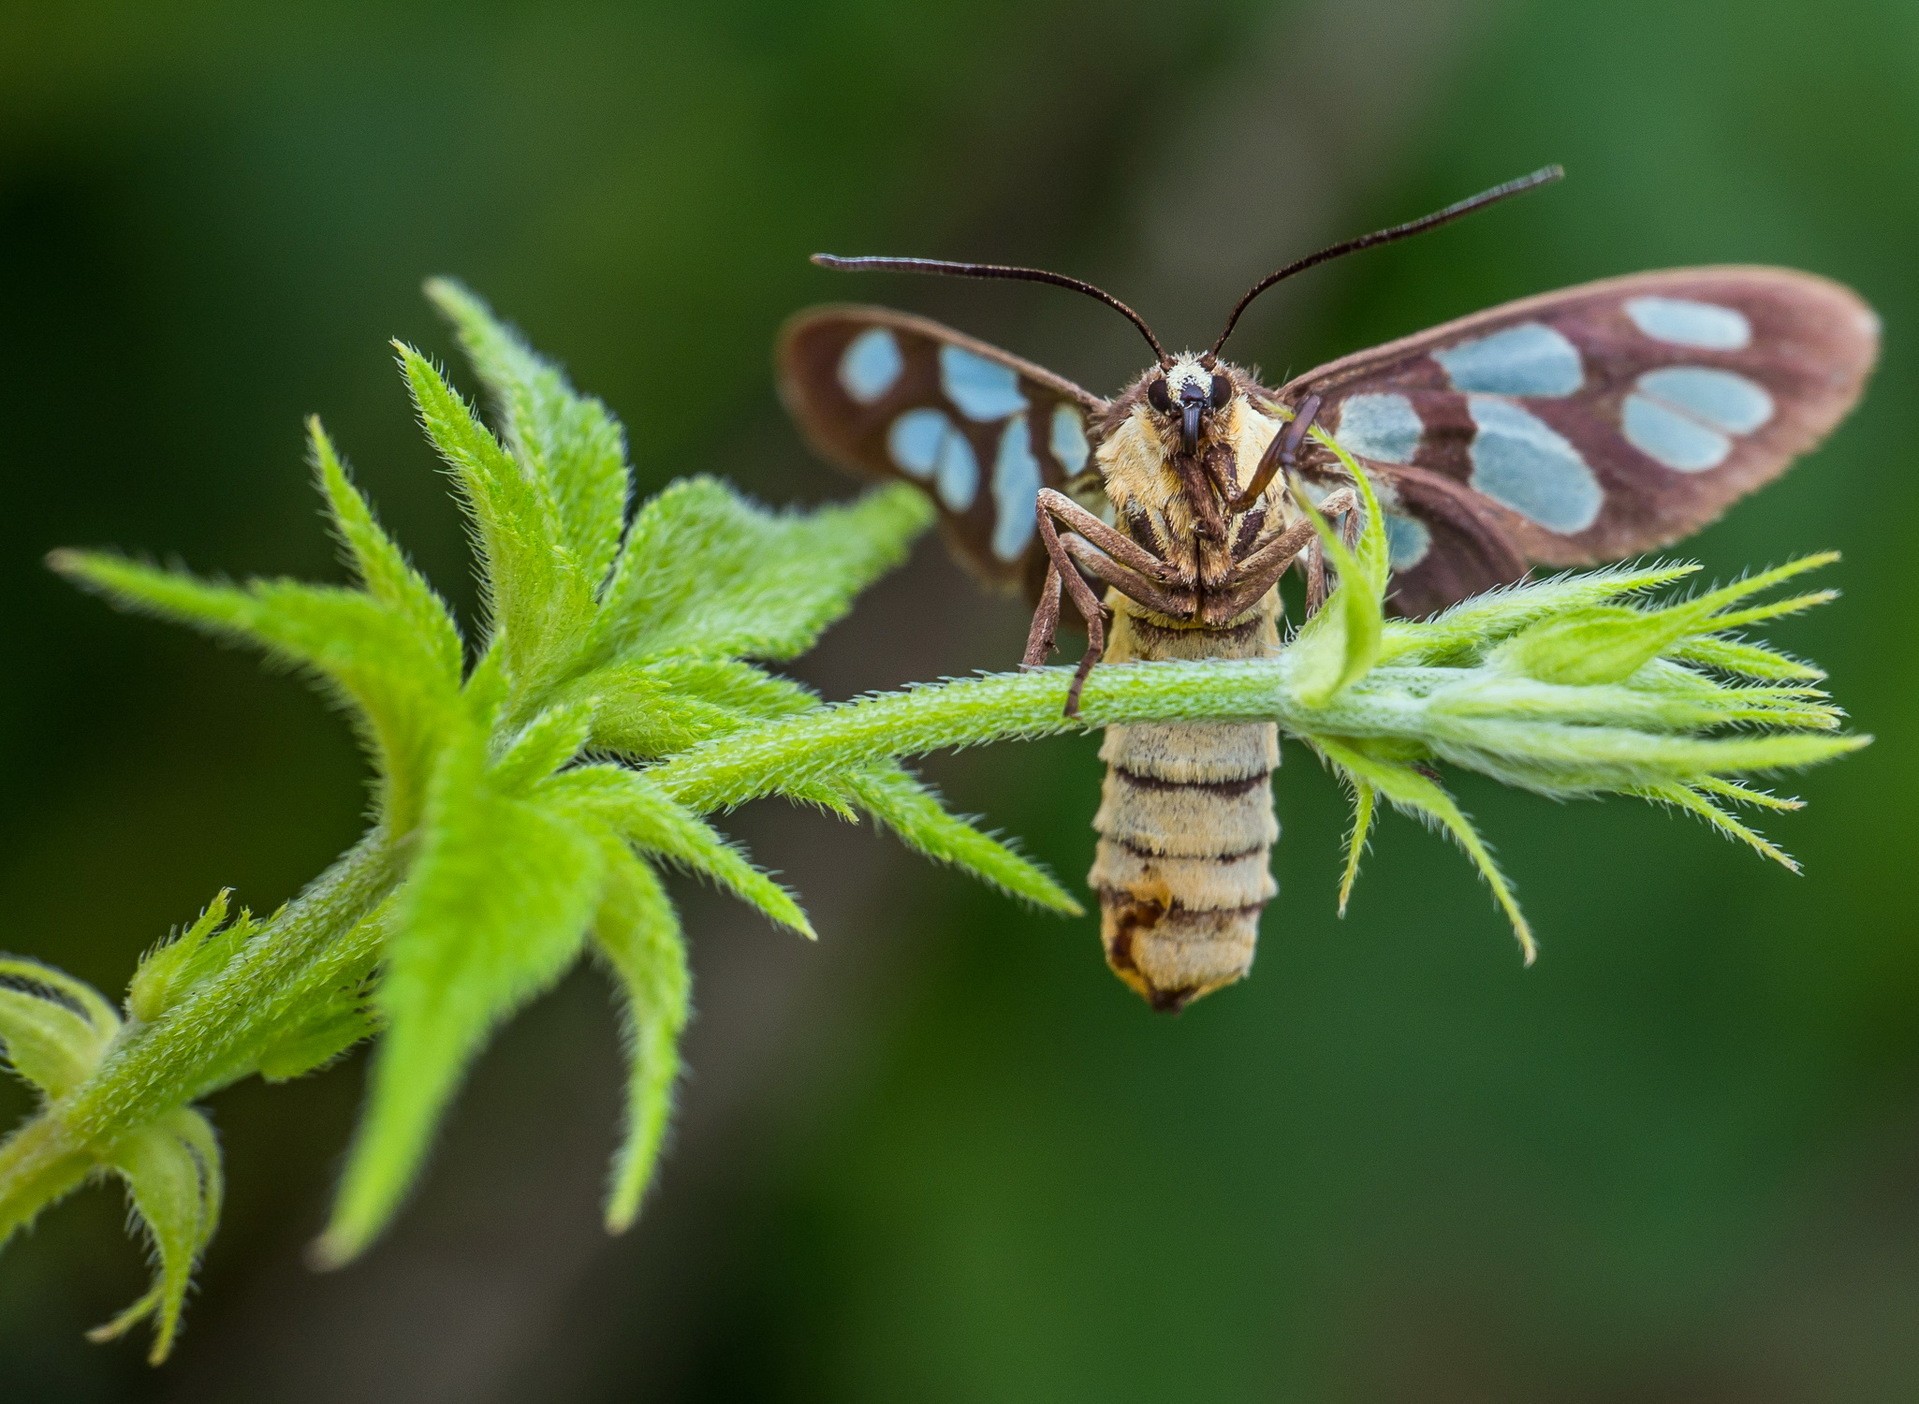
<box><xmin>1061</xmin><ymin>534</ymin><xmax>1193</xmax><ymax>618</ymax></box>
<box><xmin>1035</xmin><ymin>489</ymin><xmax>1182</xmax><ymax>585</ymax></box>
<box><xmin>1229</xmin><ymin>392</ymin><xmax>1323</xmax><ymax>513</ymax></box>
<box><xmin>1032</xmin><ymin>500</ymin><xmax>1110</xmax><ymax>719</ymax></box>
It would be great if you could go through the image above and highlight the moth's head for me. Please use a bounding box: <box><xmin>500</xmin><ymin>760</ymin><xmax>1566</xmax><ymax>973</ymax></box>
<box><xmin>1142</xmin><ymin>353</ymin><xmax>1235</xmax><ymax>458</ymax></box>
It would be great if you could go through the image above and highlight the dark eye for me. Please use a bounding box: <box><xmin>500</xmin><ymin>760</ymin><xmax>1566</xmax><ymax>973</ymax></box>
<box><xmin>1147</xmin><ymin>377</ymin><xmax>1172</xmax><ymax>413</ymax></box>
<box><xmin>1210</xmin><ymin>374</ymin><xmax>1231</xmax><ymax>409</ymax></box>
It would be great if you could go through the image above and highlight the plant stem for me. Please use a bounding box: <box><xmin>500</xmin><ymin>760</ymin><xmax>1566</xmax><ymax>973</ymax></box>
<box><xmin>0</xmin><ymin>829</ymin><xmax>407</xmax><ymax>1226</ymax></box>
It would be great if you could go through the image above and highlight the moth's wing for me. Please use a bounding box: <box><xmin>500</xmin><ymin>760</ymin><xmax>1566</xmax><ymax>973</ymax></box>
<box><xmin>1369</xmin><ymin>463</ymin><xmax>1530</xmax><ymax>618</ymax></box>
<box><xmin>1278</xmin><ymin>267</ymin><xmax>1879</xmax><ymax>596</ymax></box>
<box><xmin>779</xmin><ymin>305</ymin><xmax>1109</xmax><ymax>594</ymax></box>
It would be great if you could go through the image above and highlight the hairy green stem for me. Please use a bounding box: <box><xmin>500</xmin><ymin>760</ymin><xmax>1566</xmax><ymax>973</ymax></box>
<box><xmin>0</xmin><ymin>831</ymin><xmax>406</xmax><ymax>1225</ymax></box>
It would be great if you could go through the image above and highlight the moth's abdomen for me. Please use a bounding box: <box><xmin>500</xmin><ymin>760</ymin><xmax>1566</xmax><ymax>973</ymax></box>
<box><xmin>1087</xmin><ymin>607</ymin><xmax>1280</xmax><ymax>1011</ymax></box>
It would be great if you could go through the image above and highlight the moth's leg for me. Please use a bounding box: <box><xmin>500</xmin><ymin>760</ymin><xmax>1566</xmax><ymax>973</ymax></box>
<box><xmin>1035</xmin><ymin>488</ymin><xmax>1183</xmax><ymax>584</ymax></box>
<box><xmin>1303</xmin><ymin>545</ymin><xmax>1330</xmax><ymax>615</ymax></box>
<box><xmin>1022</xmin><ymin>559</ymin><xmax>1065</xmax><ymax>668</ymax></box>
<box><xmin>1204</xmin><ymin>488</ymin><xmax>1358</xmax><ymax>625</ymax></box>
<box><xmin>1031</xmin><ymin>501</ymin><xmax>1111</xmax><ymax>718</ymax></box>
<box><xmin>1228</xmin><ymin>392</ymin><xmax>1324</xmax><ymax>513</ymax></box>
<box><xmin>1298</xmin><ymin>487</ymin><xmax>1365</xmax><ymax>618</ymax></box>
<box><xmin>1203</xmin><ymin>518</ymin><xmax>1319</xmax><ymax>626</ymax></box>
<box><xmin>1061</xmin><ymin>534</ymin><xmax>1194</xmax><ymax>618</ymax></box>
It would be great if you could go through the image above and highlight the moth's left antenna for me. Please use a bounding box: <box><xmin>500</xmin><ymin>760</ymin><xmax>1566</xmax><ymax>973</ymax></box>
<box><xmin>812</xmin><ymin>254</ymin><xmax>1171</xmax><ymax>367</ymax></box>
<box><xmin>1210</xmin><ymin>165</ymin><xmax>1565</xmax><ymax>357</ymax></box>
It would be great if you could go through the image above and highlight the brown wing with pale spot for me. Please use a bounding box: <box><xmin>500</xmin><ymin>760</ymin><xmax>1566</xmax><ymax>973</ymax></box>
<box><xmin>1275</xmin><ymin>266</ymin><xmax>1878</xmax><ymax>614</ymax></box>
<box><xmin>779</xmin><ymin>305</ymin><xmax>1109</xmax><ymax>593</ymax></box>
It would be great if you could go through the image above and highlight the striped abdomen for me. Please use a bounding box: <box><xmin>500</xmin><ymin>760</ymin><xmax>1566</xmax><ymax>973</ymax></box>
<box><xmin>1087</xmin><ymin>600</ymin><xmax>1280</xmax><ymax>1011</ymax></box>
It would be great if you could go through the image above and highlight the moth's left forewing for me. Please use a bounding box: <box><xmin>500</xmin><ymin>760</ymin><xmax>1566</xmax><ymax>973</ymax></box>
<box><xmin>1285</xmin><ymin>267</ymin><xmax>1880</xmax><ymax>572</ymax></box>
<box><xmin>778</xmin><ymin>305</ymin><xmax>1108</xmax><ymax>594</ymax></box>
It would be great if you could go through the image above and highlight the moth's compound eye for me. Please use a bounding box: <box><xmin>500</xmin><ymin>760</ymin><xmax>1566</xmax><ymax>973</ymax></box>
<box><xmin>1210</xmin><ymin>374</ymin><xmax>1231</xmax><ymax>410</ymax></box>
<box><xmin>1147</xmin><ymin>377</ymin><xmax>1172</xmax><ymax>413</ymax></box>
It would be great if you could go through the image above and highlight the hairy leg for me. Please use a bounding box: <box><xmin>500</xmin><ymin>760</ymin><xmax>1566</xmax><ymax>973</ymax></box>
<box><xmin>1035</xmin><ymin>489</ymin><xmax>1182</xmax><ymax>583</ymax></box>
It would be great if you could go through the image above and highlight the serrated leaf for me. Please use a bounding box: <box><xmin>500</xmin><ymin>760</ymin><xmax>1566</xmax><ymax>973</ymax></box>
<box><xmin>319</xmin><ymin>723</ymin><xmax>606</xmax><ymax>1265</ymax></box>
<box><xmin>51</xmin><ymin>555</ymin><xmax>461</xmax><ymax>832</ymax></box>
<box><xmin>93</xmin><ymin>1108</ymin><xmax>221</xmax><ymax>1364</ymax></box>
<box><xmin>837</xmin><ymin>761</ymin><xmax>1081</xmax><ymax>914</ymax></box>
<box><xmin>591</xmin><ymin>477</ymin><xmax>931</xmax><ymax>667</ymax></box>
<box><xmin>426</xmin><ymin>279</ymin><xmax>629</xmax><ymax>593</ymax></box>
<box><xmin>398</xmin><ymin>345</ymin><xmax>594</xmax><ymax>694</ymax></box>
<box><xmin>309</xmin><ymin>417</ymin><xmax>463</xmax><ymax>680</ymax></box>
<box><xmin>539</xmin><ymin>765</ymin><xmax>812</xmax><ymax>938</ymax></box>
<box><xmin>589</xmin><ymin>841</ymin><xmax>689</xmax><ymax>1232</ymax></box>
<box><xmin>0</xmin><ymin>958</ymin><xmax>119</xmax><ymax>1100</ymax></box>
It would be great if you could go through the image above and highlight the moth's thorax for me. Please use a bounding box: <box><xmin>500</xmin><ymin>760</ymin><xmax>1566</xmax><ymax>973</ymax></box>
<box><xmin>1096</xmin><ymin>356</ymin><xmax>1290</xmax><ymax>577</ymax></box>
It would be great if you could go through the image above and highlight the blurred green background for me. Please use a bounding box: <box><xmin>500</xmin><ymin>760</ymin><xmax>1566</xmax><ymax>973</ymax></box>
<box><xmin>3</xmin><ymin>1</ymin><xmax>1916</xmax><ymax>1399</ymax></box>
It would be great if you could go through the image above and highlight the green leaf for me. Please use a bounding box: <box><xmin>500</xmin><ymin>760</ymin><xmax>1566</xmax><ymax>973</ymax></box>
<box><xmin>0</xmin><ymin>959</ymin><xmax>119</xmax><ymax>1100</ymax></box>
<box><xmin>1336</xmin><ymin>776</ymin><xmax>1376</xmax><ymax>917</ymax></box>
<box><xmin>490</xmin><ymin>697</ymin><xmax>597</xmax><ymax>794</ymax></box>
<box><xmin>1287</xmin><ymin>442</ymin><xmax>1387</xmax><ymax>705</ymax></box>
<box><xmin>319</xmin><ymin>722</ymin><xmax>606</xmax><ymax>1265</ymax></box>
<box><xmin>92</xmin><ymin>1108</ymin><xmax>222</xmax><ymax>1364</ymax></box>
<box><xmin>1635</xmin><ymin>783</ymin><xmax>1800</xmax><ymax>871</ymax></box>
<box><xmin>591</xmin><ymin>477</ymin><xmax>932</xmax><ymax>666</ymax></box>
<box><xmin>576</xmin><ymin>657</ymin><xmax>819</xmax><ymax>759</ymax></box>
<box><xmin>589</xmin><ymin>841</ymin><xmax>690</xmax><ymax>1232</ymax></box>
<box><xmin>539</xmin><ymin>765</ymin><xmax>813</xmax><ymax>938</ymax></box>
<box><xmin>836</xmin><ymin>761</ymin><xmax>1081</xmax><ymax>914</ymax></box>
<box><xmin>50</xmin><ymin>555</ymin><xmax>461</xmax><ymax>832</ymax></box>
<box><xmin>425</xmin><ymin>279</ymin><xmax>629</xmax><ymax>593</ymax></box>
<box><xmin>256</xmin><ymin>1005</ymin><xmax>377</xmax><ymax>1083</ymax></box>
<box><xmin>129</xmin><ymin>892</ymin><xmax>261</xmax><ymax>1025</ymax></box>
<box><xmin>309</xmin><ymin>417</ymin><xmax>464</xmax><ymax>681</ymax></box>
<box><xmin>1314</xmin><ymin>737</ymin><xmax>1534</xmax><ymax>962</ymax></box>
<box><xmin>398</xmin><ymin>344</ymin><xmax>594</xmax><ymax>694</ymax></box>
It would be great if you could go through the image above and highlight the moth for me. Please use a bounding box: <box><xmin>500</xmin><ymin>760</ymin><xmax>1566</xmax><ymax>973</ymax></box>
<box><xmin>778</xmin><ymin>167</ymin><xmax>1878</xmax><ymax>1011</ymax></box>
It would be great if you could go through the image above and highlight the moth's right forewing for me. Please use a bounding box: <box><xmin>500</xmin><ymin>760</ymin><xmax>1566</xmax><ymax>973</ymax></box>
<box><xmin>779</xmin><ymin>306</ymin><xmax>1108</xmax><ymax>591</ymax></box>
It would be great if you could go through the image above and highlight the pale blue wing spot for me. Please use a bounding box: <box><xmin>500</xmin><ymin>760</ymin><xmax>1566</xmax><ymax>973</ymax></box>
<box><xmin>1333</xmin><ymin>392</ymin><xmax>1422</xmax><ymax>464</ymax></box>
<box><xmin>1383</xmin><ymin>512</ymin><xmax>1432</xmax><ymax>569</ymax></box>
<box><xmin>1049</xmin><ymin>403</ymin><xmax>1090</xmax><ymax>475</ymax></box>
<box><xmin>887</xmin><ymin>408</ymin><xmax>950</xmax><ymax>479</ymax></box>
<box><xmin>1624</xmin><ymin>296</ymin><xmax>1751</xmax><ymax>350</ymax></box>
<box><xmin>935</xmin><ymin>425</ymin><xmax>979</xmax><ymax>510</ymax></box>
<box><xmin>991</xmin><ymin>416</ymin><xmax>1041</xmax><ymax>561</ymax></box>
<box><xmin>1433</xmin><ymin>322</ymin><xmax>1583</xmax><ymax>397</ymax></box>
<box><xmin>837</xmin><ymin>327</ymin><xmax>903</xmax><ymax>403</ymax></box>
<box><xmin>1466</xmin><ymin>396</ymin><xmax>1602</xmax><ymax>533</ymax></box>
<box><xmin>1636</xmin><ymin>366</ymin><xmax>1774</xmax><ymax>434</ymax></box>
<box><xmin>1623</xmin><ymin>393</ymin><xmax>1731</xmax><ymax>471</ymax></box>
<box><xmin>939</xmin><ymin>345</ymin><xmax>1028</xmax><ymax>421</ymax></box>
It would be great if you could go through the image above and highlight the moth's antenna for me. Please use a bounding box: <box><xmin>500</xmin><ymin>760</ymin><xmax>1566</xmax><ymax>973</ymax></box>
<box><xmin>812</xmin><ymin>253</ymin><xmax>1171</xmax><ymax>367</ymax></box>
<box><xmin>1209</xmin><ymin>165</ymin><xmax>1565</xmax><ymax>357</ymax></box>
